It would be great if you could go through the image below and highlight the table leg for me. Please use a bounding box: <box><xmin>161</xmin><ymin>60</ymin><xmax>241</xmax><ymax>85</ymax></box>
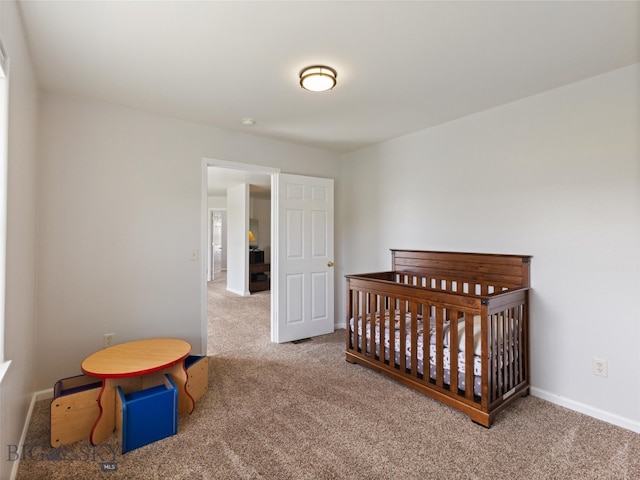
<box><xmin>89</xmin><ymin>379</ymin><xmax>116</xmax><ymax>445</ymax></box>
<box><xmin>166</xmin><ymin>362</ymin><xmax>195</xmax><ymax>414</ymax></box>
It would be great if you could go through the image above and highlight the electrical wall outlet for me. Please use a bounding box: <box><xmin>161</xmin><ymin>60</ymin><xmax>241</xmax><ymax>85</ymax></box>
<box><xmin>593</xmin><ymin>358</ymin><xmax>608</xmax><ymax>377</ymax></box>
<box><xmin>104</xmin><ymin>333</ymin><xmax>115</xmax><ymax>348</ymax></box>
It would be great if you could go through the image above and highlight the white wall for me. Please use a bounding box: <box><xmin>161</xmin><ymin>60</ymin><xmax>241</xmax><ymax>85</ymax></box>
<box><xmin>226</xmin><ymin>183</ymin><xmax>249</xmax><ymax>295</ymax></box>
<box><xmin>0</xmin><ymin>1</ymin><xmax>39</xmax><ymax>479</ymax></box>
<box><xmin>207</xmin><ymin>196</ymin><xmax>227</xmax><ymax>209</ymax></box>
<box><xmin>340</xmin><ymin>64</ymin><xmax>640</xmax><ymax>430</ymax></box>
<box><xmin>37</xmin><ymin>93</ymin><xmax>342</xmax><ymax>390</ymax></box>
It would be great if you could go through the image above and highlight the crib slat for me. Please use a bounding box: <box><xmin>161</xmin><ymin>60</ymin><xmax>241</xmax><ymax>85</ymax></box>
<box><xmin>363</xmin><ymin>291</ymin><xmax>367</xmax><ymax>354</ymax></box>
<box><xmin>346</xmin><ymin>287</ymin><xmax>353</xmax><ymax>351</ymax></box>
<box><xmin>501</xmin><ymin>310</ymin><xmax>508</xmax><ymax>392</ymax></box>
<box><xmin>381</xmin><ymin>296</ymin><xmax>389</xmax><ymax>365</ymax></box>
<box><xmin>508</xmin><ymin>308</ymin><xmax>515</xmax><ymax>388</ymax></box>
<box><xmin>496</xmin><ymin>311</ymin><xmax>503</xmax><ymax>398</ymax></box>
<box><xmin>495</xmin><ymin>313</ymin><xmax>502</xmax><ymax>398</ymax></box>
<box><xmin>447</xmin><ymin>310</ymin><xmax>464</xmax><ymax>395</ymax></box>
<box><xmin>498</xmin><ymin>312</ymin><xmax>502</xmax><ymax>396</ymax></box>
<box><xmin>490</xmin><ymin>313</ymin><xmax>497</xmax><ymax>403</ymax></box>
<box><xmin>349</xmin><ymin>289</ymin><xmax>357</xmax><ymax>352</ymax></box>
<box><xmin>464</xmin><ymin>312</ymin><xmax>474</xmax><ymax>400</ymax></box>
<box><xmin>369</xmin><ymin>293</ymin><xmax>376</xmax><ymax>360</ymax></box>
<box><xmin>389</xmin><ymin>298</ymin><xmax>397</xmax><ymax>370</ymax></box>
<box><xmin>498</xmin><ymin>313</ymin><xmax>505</xmax><ymax>398</ymax></box>
<box><xmin>449</xmin><ymin>310</ymin><xmax>459</xmax><ymax>394</ymax></box>
<box><xmin>518</xmin><ymin>305</ymin><xmax>524</xmax><ymax>384</ymax></box>
<box><xmin>359</xmin><ymin>292</ymin><xmax>364</xmax><ymax>354</ymax></box>
<box><xmin>410</xmin><ymin>301</ymin><xmax>418</xmax><ymax>376</ymax></box>
<box><xmin>360</xmin><ymin>291</ymin><xmax>366</xmax><ymax>354</ymax></box>
<box><xmin>399</xmin><ymin>301</ymin><xmax>406</xmax><ymax>372</ymax></box>
<box><xmin>505</xmin><ymin>309</ymin><xmax>512</xmax><ymax>392</ymax></box>
<box><xmin>498</xmin><ymin>312</ymin><xmax>508</xmax><ymax>397</ymax></box>
<box><xmin>421</xmin><ymin>302</ymin><xmax>427</xmax><ymax>380</ymax></box>
<box><xmin>507</xmin><ymin>310</ymin><xmax>512</xmax><ymax>390</ymax></box>
<box><xmin>435</xmin><ymin>307</ymin><xmax>444</xmax><ymax>388</ymax></box>
<box><xmin>512</xmin><ymin>310</ymin><xmax>518</xmax><ymax>386</ymax></box>
<box><xmin>506</xmin><ymin>311</ymin><xmax>511</xmax><ymax>393</ymax></box>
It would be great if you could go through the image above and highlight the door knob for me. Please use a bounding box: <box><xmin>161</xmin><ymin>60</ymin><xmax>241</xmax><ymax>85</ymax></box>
<box><xmin>327</xmin><ymin>261</ymin><xmax>334</xmax><ymax>267</ymax></box>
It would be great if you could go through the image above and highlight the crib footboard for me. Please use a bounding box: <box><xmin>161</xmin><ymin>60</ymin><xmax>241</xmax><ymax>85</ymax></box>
<box><xmin>345</xmin><ymin>269</ymin><xmax>530</xmax><ymax>427</ymax></box>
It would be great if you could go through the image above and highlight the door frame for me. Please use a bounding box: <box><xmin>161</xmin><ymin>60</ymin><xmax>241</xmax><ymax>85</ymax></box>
<box><xmin>200</xmin><ymin>158</ymin><xmax>280</xmax><ymax>354</ymax></box>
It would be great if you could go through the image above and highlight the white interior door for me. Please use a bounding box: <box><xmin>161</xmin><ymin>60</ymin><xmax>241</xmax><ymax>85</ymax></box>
<box><xmin>273</xmin><ymin>173</ymin><xmax>334</xmax><ymax>343</ymax></box>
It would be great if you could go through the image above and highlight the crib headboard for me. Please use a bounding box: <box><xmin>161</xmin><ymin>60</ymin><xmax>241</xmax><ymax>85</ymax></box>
<box><xmin>391</xmin><ymin>250</ymin><xmax>531</xmax><ymax>289</ymax></box>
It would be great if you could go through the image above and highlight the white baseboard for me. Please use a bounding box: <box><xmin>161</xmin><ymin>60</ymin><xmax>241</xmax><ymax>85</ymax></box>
<box><xmin>226</xmin><ymin>287</ymin><xmax>250</xmax><ymax>296</ymax></box>
<box><xmin>10</xmin><ymin>388</ymin><xmax>54</xmax><ymax>480</ymax></box>
<box><xmin>0</xmin><ymin>360</ymin><xmax>12</xmax><ymax>384</ymax></box>
<box><xmin>530</xmin><ymin>387</ymin><xmax>640</xmax><ymax>434</ymax></box>
<box><xmin>35</xmin><ymin>387</ymin><xmax>54</xmax><ymax>401</ymax></box>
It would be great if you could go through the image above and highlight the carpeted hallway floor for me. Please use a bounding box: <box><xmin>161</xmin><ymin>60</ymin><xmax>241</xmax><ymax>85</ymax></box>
<box><xmin>15</xmin><ymin>273</ymin><xmax>640</xmax><ymax>479</ymax></box>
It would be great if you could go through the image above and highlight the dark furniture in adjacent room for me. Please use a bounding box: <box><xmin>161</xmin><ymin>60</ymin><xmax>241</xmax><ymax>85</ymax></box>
<box><xmin>250</xmin><ymin>262</ymin><xmax>270</xmax><ymax>292</ymax></box>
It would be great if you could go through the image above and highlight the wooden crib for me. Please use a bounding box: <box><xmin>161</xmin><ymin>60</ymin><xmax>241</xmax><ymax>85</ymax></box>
<box><xmin>345</xmin><ymin>250</ymin><xmax>531</xmax><ymax>427</ymax></box>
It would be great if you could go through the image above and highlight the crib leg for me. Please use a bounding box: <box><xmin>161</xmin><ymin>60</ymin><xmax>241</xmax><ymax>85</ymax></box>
<box><xmin>472</xmin><ymin>419</ymin><xmax>491</xmax><ymax>429</ymax></box>
<box><xmin>345</xmin><ymin>355</ymin><xmax>357</xmax><ymax>364</ymax></box>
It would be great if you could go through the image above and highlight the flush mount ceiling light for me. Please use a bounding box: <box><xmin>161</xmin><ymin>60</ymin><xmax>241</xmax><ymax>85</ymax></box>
<box><xmin>241</xmin><ymin>118</ymin><xmax>256</xmax><ymax>126</ymax></box>
<box><xmin>299</xmin><ymin>65</ymin><xmax>337</xmax><ymax>92</ymax></box>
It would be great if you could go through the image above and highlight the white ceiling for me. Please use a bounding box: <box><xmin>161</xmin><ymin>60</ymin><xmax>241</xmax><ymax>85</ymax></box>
<box><xmin>16</xmin><ymin>1</ymin><xmax>640</xmax><ymax>194</ymax></box>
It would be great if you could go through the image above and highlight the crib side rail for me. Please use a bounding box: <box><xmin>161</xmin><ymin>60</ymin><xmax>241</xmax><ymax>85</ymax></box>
<box><xmin>484</xmin><ymin>289</ymin><xmax>530</xmax><ymax>410</ymax></box>
<box><xmin>345</xmin><ymin>276</ymin><xmax>484</xmax><ymax>406</ymax></box>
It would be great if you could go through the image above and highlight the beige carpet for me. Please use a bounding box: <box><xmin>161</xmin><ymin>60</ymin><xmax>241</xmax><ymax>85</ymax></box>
<box><xmin>15</xmin><ymin>274</ymin><xmax>640</xmax><ymax>479</ymax></box>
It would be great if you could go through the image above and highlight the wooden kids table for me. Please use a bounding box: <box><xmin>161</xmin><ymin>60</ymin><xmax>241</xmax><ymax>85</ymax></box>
<box><xmin>81</xmin><ymin>338</ymin><xmax>195</xmax><ymax>445</ymax></box>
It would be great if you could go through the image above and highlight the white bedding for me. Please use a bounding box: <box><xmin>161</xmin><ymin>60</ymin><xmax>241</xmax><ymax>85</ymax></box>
<box><xmin>349</xmin><ymin>312</ymin><xmax>484</xmax><ymax>395</ymax></box>
<box><xmin>444</xmin><ymin>316</ymin><xmax>483</xmax><ymax>356</ymax></box>
<box><xmin>348</xmin><ymin>313</ymin><xmax>482</xmax><ymax>375</ymax></box>
<box><xmin>348</xmin><ymin>310</ymin><xmax>520</xmax><ymax>395</ymax></box>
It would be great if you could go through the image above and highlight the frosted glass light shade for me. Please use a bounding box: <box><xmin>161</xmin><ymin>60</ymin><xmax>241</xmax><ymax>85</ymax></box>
<box><xmin>299</xmin><ymin>65</ymin><xmax>337</xmax><ymax>92</ymax></box>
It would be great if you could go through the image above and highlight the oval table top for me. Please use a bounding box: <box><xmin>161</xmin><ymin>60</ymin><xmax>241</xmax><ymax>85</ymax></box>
<box><xmin>81</xmin><ymin>338</ymin><xmax>191</xmax><ymax>379</ymax></box>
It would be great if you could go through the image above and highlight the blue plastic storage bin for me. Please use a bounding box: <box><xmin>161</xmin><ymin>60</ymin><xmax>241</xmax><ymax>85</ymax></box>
<box><xmin>117</xmin><ymin>374</ymin><xmax>178</xmax><ymax>453</ymax></box>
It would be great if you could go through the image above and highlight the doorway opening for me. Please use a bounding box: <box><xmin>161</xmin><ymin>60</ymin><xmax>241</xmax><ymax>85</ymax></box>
<box><xmin>200</xmin><ymin>158</ymin><xmax>280</xmax><ymax>355</ymax></box>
